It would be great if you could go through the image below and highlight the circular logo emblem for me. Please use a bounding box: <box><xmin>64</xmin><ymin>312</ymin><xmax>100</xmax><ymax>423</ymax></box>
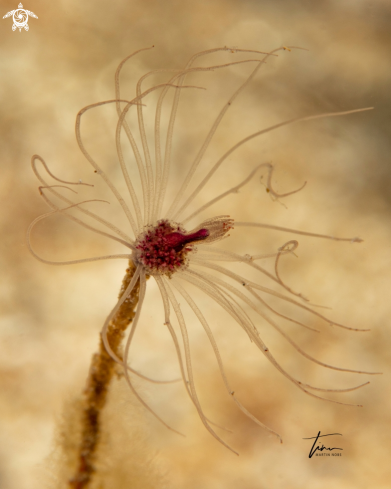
<box><xmin>12</xmin><ymin>8</ymin><xmax>28</xmax><ymax>31</ymax></box>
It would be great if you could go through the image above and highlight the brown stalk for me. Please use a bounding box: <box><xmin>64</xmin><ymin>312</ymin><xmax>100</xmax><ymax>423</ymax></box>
<box><xmin>69</xmin><ymin>260</ymin><xmax>139</xmax><ymax>489</ymax></box>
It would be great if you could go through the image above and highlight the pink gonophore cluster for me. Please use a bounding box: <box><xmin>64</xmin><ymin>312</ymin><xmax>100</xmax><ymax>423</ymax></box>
<box><xmin>134</xmin><ymin>216</ymin><xmax>234</xmax><ymax>276</ymax></box>
<box><xmin>135</xmin><ymin>220</ymin><xmax>209</xmax><ymax>275</ymax></box>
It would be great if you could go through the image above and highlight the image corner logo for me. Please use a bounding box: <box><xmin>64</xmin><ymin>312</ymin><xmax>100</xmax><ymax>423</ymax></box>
<box><xmin>2</xmin><ymin>3</ymin><xmax>38</xmax><ymax>32</ymax></box>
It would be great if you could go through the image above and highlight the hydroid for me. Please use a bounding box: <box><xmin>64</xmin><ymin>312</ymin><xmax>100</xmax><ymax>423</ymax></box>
<box><xmin>29</xmin><ymin>46</ymin><xmax>379</xmax><ymax>485</ymax></box>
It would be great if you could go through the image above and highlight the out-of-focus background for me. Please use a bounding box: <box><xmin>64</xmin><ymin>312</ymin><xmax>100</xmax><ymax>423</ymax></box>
<box><xmin>1</xmin><ymin>1</ymin><xmax>390</xmax><ymax>488</ymax></box>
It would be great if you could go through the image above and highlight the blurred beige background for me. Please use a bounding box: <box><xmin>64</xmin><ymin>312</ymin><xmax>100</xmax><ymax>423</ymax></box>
<box><xmin>1</xmin><ymin>0</ymin><xmax>390</xmax><ymax>488</ymax></box>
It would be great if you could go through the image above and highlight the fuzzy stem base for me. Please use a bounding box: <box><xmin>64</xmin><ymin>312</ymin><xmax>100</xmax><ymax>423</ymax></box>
<box><xmin>69</xmin><ymin>260</ymin><xmax>139</xmax><ymax>489</ymax></box>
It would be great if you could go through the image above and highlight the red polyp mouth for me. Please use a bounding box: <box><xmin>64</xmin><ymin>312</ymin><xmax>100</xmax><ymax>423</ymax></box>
<box><xmin>134</xmin><ymin>221</ymin><xmax>210</xmax><ymax>276</ymax></box>
<box><xmin>164</xmin><ymin>228</ymin><xmax>210</xmax><ymax>251</ymax></box>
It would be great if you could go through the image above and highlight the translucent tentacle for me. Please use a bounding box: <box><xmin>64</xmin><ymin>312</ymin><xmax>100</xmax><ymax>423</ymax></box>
<box><xmin>174</xmin><ymin>107</ymin><xmax>373</xmax><ymax>221</ymax></box>
<box><xmin>273</xmin><ymin>241</ymin><xmax>309</xmax><ymax>301</ymax></box>
<box><xmin>100</xmin><ymin>265</ymin><xmax>141</xmax><ymax>366</ymax></box>
<box><xmin>154</xmin><ymin>276</ymin><xmax>231</xmax><ymax>434</ymax></box>
<box><xmin>27</xmin><ymin>203</ymin><xmax>132</xmax><ymax>266</ymax></box>
<box><xmin>235</xmin><ymin>221</ymin><xmax>364</xmax><ymax>243</ymax></box>
<box><xmin>75</xmin><ymin>99</ymin><xmax>144</xmax><ymax>235</ymax></box>
<box><xmin>216</xmin><ymin>277</ymin><xmax>374</xmax><ymax>375</ymax></box>
<box><xmin>32</xmin><ymin>154</ymin><xmax>134</xmax><ymax>243</ymax></box>
<box><xmin>168</xmin><ymin>47</ymin><xmax>287</xmax><ymax>222</ymax></box>
<box><xmin>114</xmin><ymin>49</ymin><xmax>154</xmax><ymax>162</ymax></box>
<box><xmin>172</xmin><ymin>276</ymin><xmax>283</xmax><ymax>442</ymax></box>
<box><xmin>162</xmin><ymin>277</ymin><xmax>238</xmax><ymax>454</ymax></box>
<box><xmin>182</xmin><ymin>269</ymin><xmax>369</xmax><ymax>407</ymax></box>
<box><xmin>116</xmin><ymin>82</ymin><xmax>206</xmax><ymax>231</ymax></box>
<box><xmin>117</xmin><ymin>270</ymin><xmax>185</xmax><ymax>436</ymax></box>
<box><xmin>300</xmin><ymin>381</ymin><xmax>370</xmax><ymax>393</ymax></box>
<box><xmin>193</xmin><ymin>263</ymin><xmax>319</xmax><ymax>333</ymax></box>
<box><xmin>124</xmin><ymin>367</ymin><xmax>181</xmax><ymax>384</ymax></box>
<box><xmin>193</xmin><ymin>248</ymin><xmax>292</xmax><ymax>263</ymax></box>
<box><xmin>191</xmin><ymin>255</ymin><xmax>284</xmax><ymax>295</ymax></box>
<box><xmin>115</xmin><ymin>48</ymin><xmax>155</xmax><ymax>229</ymax></box>
<box><xmin>152</xmin><ymin>58</ymin><xmax>277</xmax><ymax>223</ymax></box>
<box><xmin>96</xmin><ymin>267</ymin><xmax>178</xmax><ymax>384</ymax></box>
<box><xmin>38</xmin><ymin>187</ymin><xmax>135</xmax><ymax>250</ymax></box>
<box><xmin>191</xmin><ymin>258</ymin><xmax>371</xmax><ymax>332</ymax></box>
<box><xmin>182</xmin><ymin>162</ymin><xmax>305</xmax><ymax>224</ymax></box>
